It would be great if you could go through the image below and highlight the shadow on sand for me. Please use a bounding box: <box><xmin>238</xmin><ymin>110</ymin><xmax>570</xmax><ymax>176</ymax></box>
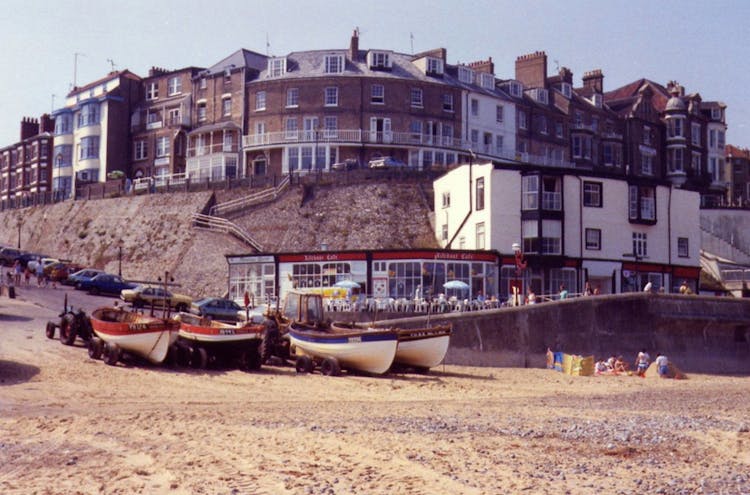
<box><xmin>0</xmin><ymin>360</ymin><xmax>40</xmax><ymax>386</ymax></box>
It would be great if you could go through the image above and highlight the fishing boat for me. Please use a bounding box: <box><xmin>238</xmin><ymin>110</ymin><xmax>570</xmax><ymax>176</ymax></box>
<box><xmin>89</xmin><ymin>307</ymin><xmax>179</xmax><ymax>366</ymax></box>
<box><xmin>175</xmin><ymin>313</ymin><xmax>265</xmax><ymax>370</ymax></box>
<box><xmin>331</xmin><ymin>322</ymin><xmax>452</xmax><ymax>371</ymax></box>
<box><xmin>288</xmin><ymin>323</ymin><xmax>398</xmax><ymax>375</ymax></box>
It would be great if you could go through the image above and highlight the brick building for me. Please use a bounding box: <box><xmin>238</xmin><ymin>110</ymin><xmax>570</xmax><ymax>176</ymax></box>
<box><xmin>725</xmin><ymin>145</ymin><xmax>750</xmax><ymax>206</ymax></box>
<box><xmin>0</xmin><ymin>115</ymin><xmax>54</xmax><ymax>207</ymax></box>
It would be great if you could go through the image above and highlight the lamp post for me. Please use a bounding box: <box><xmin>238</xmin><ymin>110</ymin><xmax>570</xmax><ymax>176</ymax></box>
<box><xmin>118</xmin><ymin>241</ymin><xmax>123</xmax><ymax>277</ymax></box>
<box><xmin>16</xmin><ymin>219</ymin><xmax>22</xmax><ymax>249</ymax></box>
<box><xmin>512</xmin><ymin>242</ymin><xmax>527</xmax><ymax>306</ymax></box>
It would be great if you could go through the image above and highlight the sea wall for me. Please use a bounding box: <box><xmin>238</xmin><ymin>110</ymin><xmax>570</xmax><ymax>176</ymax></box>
<box><xmin>338</xmin><ymin>293</ymin><xmax>750</xmax><ymax>374</ymax></box>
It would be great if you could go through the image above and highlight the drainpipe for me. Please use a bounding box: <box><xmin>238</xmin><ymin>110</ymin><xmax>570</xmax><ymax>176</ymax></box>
<box><xmin>577</xmin><ymin>176</ymin><xmax>583</xmax><ymax>291</ymax></box>
<box><xmin>668</xmin><ymin>185</ymin><xmax>673</xmax><ymax>290</ymax></box>
<box><xmin>446</xmin><ymin>149</ymin><xmax>476</xmax><ymax>249</ymax></box>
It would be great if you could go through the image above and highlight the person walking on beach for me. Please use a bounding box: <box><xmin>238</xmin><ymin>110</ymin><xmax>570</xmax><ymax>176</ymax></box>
<box><xmin>655</xmin><ymin>353</ymin><xmax>669</xmax><ymax>378</ymax></box>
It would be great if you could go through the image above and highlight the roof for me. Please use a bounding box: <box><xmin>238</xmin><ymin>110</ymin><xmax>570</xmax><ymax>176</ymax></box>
<box><xmin>204</xmin><ymin>48</ymin><xmax>268</xmax><ymax>76</ymax></box>
<box><xmin>603</xmin><ymin>78</ymin><xmax>670</xmax><ymax>116</ymax></box>
<box><xmin>67</xmin><ymin>70</ymin><xmax>141</xmax><ymax>97</ymax></box>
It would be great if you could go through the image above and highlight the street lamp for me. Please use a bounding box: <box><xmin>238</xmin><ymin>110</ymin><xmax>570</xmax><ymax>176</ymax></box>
<box><xmin>16</xmin><ymin>218</ymin><xmax>22</xmax><ymax>249</ymax></box>
<box><xmin>118</xmin><ymin>240</ymin><xmax>123</xmax><ymax>277</ymax></box>
<box><xmin>512</xmin><ymin>242</ymin><xmax>527</xmax><ymax>306</ymax></box>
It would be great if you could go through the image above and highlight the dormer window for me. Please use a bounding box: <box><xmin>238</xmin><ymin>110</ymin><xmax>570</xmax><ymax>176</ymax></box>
<box><xmin>527</xmin><ymin>88</ymin><xmax>548</xmax><ymax>104</ymax></box>
<box><xmin>711</xmin><ymin>108</ymin><xmax>723</xmax><ymax>121</ymax></box>
<box><xmin>591</xmin><ymin>94</ymin><xmax>603</xmax><ymax>108</ymax></box>
<box><xmin>458</xmin><ymin>66</ymin><xmax>474</xmax><ymax>84</ymax></box>
<box><xmin>480</xmin><ymin>73</ymin><xmax>495</xmax><ymax>89</ymax></box>
<box><xmin>560</xmin><ymin>82</ymin><xmax>572</xmax><ymax>99</ymax></box>
<box><xmin>368</xmin><ymin>51</ymin><xmax>392</xmax><ymax>70</ymax></box>
<box><xmin>426</xmin><ymin>57</ymin><xmax>444</xmax><ymax>76</ymax></box>
<box><xmin>268</xmin><ymin>58</ymin><xmax>287</xmax><ymax>78</ymax></box>
<box><xmin>324</xmin><ymin>54</ymin><xmax>344</xmax><ymax>74</ymax></box>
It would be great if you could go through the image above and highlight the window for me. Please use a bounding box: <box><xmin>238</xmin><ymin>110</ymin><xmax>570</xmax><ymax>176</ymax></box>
<box><xmin>223</xmin><ymin>132</ymin><xmax>234</xmax><ymax>152</ymax></box>
<box><xmin>632</xmin><ymin>232</ymin><xmax>648</xmax><ymax>258</ymax></box>
<box><xmin>197</xmin><ymin>102</ymin><xmax>206</xmax><ymax>121</ymax></box>
<box><xmin>583</xmin><ymin>181</ymin><xmax>602</xmax><ymax>207</ymax></box>
<box><xmin>603</xmin><ymin>143</ymin><xmax>613</xmax><ymax>165</ymax></box>
<box><xmin>475</xmin><ymin>222</ymin><xmax>485</xmax><ymax>249</ymax></box>
<box><xmin>441</xmin><ymin>224</ymin><xmax>448</xmax><ymax>241</ymax></box>
<box><xmin>522</xmin><ymin>175</ymin><xmax>539</xmax><ymax>210</ymax></box>
<box><xmin>369</xmin><ymin>51</ymin><xmax>391</xmax><ymax>69</ymax></box>
<box><xmin>79</xmin><ymin>136</ymin><xmax>99</xmax><ymax>160</ymax></box>
<box><xmin>168</xmin><ymin>107</ymin><xmax>180</xmax><ymax>126</ymax></box>
<box><xmin>371</xmin><ymin>84</ymin><xmax>384</xmax><ymax>104</ymax></box>
<box><xmin>134</xmin><ymin>140</ymin><xmax>147</xmax><ymax>160</ymax></box>
<box><xmin>426</xmin><ymin>57</ymin><xmax>443</xmax><ymax>75</ymax></box>
<box><xmin>470</xmin><ymin>98</ymin><xmax>479</xmax><ymax>117</ymax></box>
<box><xmin>496</xmin><ymin>105</ymin><xmax>504</xmax><ymax>124</ymax></box>
<box><xmin>156</xmin><ymin>136</ymin><xmax>170</xmax><ymax>157</ymax></box>
<box><xmin>411</xmin><ymin>88</ymin><xmax>423</xmax><ymax>108</ymax></box>
<box><xmin>268</xmin><ymin>58</ymin><xmax>286</xmax><ymax>77</ymax></box>
<box><xmin>286</xmin><ymin>88</ymin><xmax>299</xmax><ymax>108</ymax></box>
<box><xmin>324</xmin><ymin>87</ymin><xmax>338</xmax><ymax>106</ymax></box>
<box><xmin>458</xmin><ymin>66</ymin><xmax>473</xmax><ymax>83</ymax></box>
<box><xmin>542</xmin><ymin>177</ymin><xmax>562</xmax><ymax>210</ymax></box>
<box><xmin>629</xmin><ymin>185</ymin><xmax>656</xmax><ymax>222</ymax></box>
<box><xmin>476</xmin><ymin>177</ymin><xmax>485</xmax><ymax>211</ymax></box>
<box><xmin>691</xmin><ymin>123</ymin><xmax>701</xmax><ymax>146</ymax></box>
<box><xmin>538</xmin><ymin>116</ymin><xmax>548</xmax><ymax>135</ymax></box>
<box><xmin>678</xmin><ymin>237</ymin><xmax>689</xmax><ymax>258</ymax></box>
<box><xmin>691</xmin><ymin>152</ymin><xmax>701</xmax><ymax>172</ymax></box>
<box><xmin>324</xmin><ymin>54</ymin><xmax>344</xmax><ymax>74</ymax></box>
<box><xmin>168</xmin><ymin>76</ymin><xmax>182</xmax><ymax>96</ymax></box>
<box><xmin>55</xmin><ymin>114</ymin><xmax>72</xmax><ymax>135</ymax></box>
<box><xmin>518</xmin><ymin>111</ymin><xmax>527</xmax><ymax>130</ymax></box>
<box><xmin>199</xmin><ymin>77</ymin><xmax>207</xmax><ymax>89</ymax></box>
<box><xmin>285</xmin><ymin>118</ymin><xmax>298</xmax><ymax>139</ymax></box>
<box><xmin>480</xmin><ymin>73</ymin><xmax>494</xmax><ymax>89</ymax></box>
<box><xmin>668</xmin><ymin>148</ymin><xmax>684</xmax><ymax>172</ymax></box>
<box><xmin>560</xmin><ymin>82</ymin><xmax>572</xmax><ymax>98</ymax></box>
<box><xmin>53</xmin><ymin>145</ymin><xmax>72</xmax><ymax>168</ymax></box>
<box><xmin>470</xmin><ymin>129</ymin><xmax>479</xmax><ymax>147</ymax></box>
<box><xmin>541</xmin><ymin>220</ymin><xmax>562</xmax><ymax>254</ymax></box>
<box><xmin>146</xmin><ymin>82</ymin><xmax>158</xmax><ymax>100</ymax></box>
<box><xmin>572</xmin><ymin>135</ymin><xmax>592</xmax><ymax>159</ymax></box>
<box><xmin>643</xmin><ymin>125</ymin><xmax>652</xmax><ymax>145</ymax></box>
<box><xmin>667</xmin><ymin>117</ymin><xmax>684</xmax><ymax>138</ymax></box>
<box><xmin>323</xmin><ymin>116</ymin><xmax>337</xmax><ymax>138</ymax></box>
<box><xmin>585</xmin><ymin>228</ymin><xmax>601</xmax><ymax>250</ymax></box>
<box><xmin>222</xmin><ymin>97</ymin><xmax>232</xmax><ymax>116</ymax></box>
<box><xmin>718</xmin><ymin>130</ymin><xmax>725</xmax><ymax>148</ymax></box>
<box><xmin>641</xmin><ymin>152</ymin><xmax>654</xmax><ymax>175</ymax></box>
<box><xmin>495</xmin><ymin>135</ymin><xmax>504</xmax><ymax>154</ymax></box>
<box><xmin>443</xmin><ymin>94</ymin><xmax>454</xmax><ymax>112</ymax></box>
<box><xmin>442</xmin><ymin>191</ymin><xmax>450</xmax><ymax>208</ymax></box>
<box><xmin>255</xmin><ymin>91</ymin><xmax>266</xmax><ymax>111</ymax></box>
<box><xmin>77</xmin><ymin>103</ymin><xmax>99</xmax><ymax>127</ymax></box>
<box><xmin>556</xmin><ymin>122</ymin><xmax>564</xmax><ymax>139</ymax></box>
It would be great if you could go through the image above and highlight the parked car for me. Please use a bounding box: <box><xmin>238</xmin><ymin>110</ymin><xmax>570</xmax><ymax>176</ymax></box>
<box><xmin>45</xmin><ymin>262</ymin><xmax>84</xmax><ymax>283</ymax></box>
<box><xmin>0</xmin><ymin>247</ymin><xmax>23</xmax><ymax>266</ymax></box>
<box><xmin>77</xmin><ymin>273</ymin><xmax>135</xmax><ymax>296</ymax></box>
<box><xmin>67</xmin><ymin>268</ymin><xmax>105</xmax><ymax>287</ymax></box>
<box><xmin>368</xmin><ymin>156</ymin><xmax>407</xmax><ymax>169</ymax></box>
<box><xmin>331</xmin><ymin>158</ymin><xmax>360</xmax><ymax>171</ymax></box>
<box><xmin>120</xmin><ymin>285</ymin><xmax>192</xmax><ymax>312</ymax></box>
<box><xmin>189</xmin><ymin>297</ymin><xmax>246</xmax><ymax>322</ymax></box>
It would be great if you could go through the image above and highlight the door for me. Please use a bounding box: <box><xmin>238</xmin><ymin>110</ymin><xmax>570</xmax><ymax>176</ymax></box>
<box><xmin>303</xmin><ymin>117</ymin><xmax>318</xmax><ymax>141</ymax></box>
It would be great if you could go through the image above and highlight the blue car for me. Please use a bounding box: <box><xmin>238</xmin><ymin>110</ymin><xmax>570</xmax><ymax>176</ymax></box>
<box><xmin>77</xmin><ymin>273</ymin><xmax>135</xmax><ymax>296</ymax></box>
<box><xmin>190</xmin><ymin>297</ymin><xmax>245</xmax><ymax>322</ymax></box>
<box><xmin>68</xmin><ymin>268</ymin><xmax>105</xmax><ymax>288</ymax></box>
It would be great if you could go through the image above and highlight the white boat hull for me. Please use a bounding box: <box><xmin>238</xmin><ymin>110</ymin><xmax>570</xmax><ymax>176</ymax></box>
<box><xmin>289</xmin><ymin>331</ymin><xmax>397</xmax><ymax>375</ymax></box>
<box><xmin>395</xmin><ymin>334</ymin><xmax>450</xmax><ymax>369</ymax></box>
<box><xmin>94</xmin><ymin>328</ymin><xmax>178</xmax><ymax>364</ymax></box>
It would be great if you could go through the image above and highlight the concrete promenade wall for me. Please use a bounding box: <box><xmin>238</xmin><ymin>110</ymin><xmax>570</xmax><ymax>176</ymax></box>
<box><xmin>330</xmin><ymin>293</ymin><xmax>750</xmax><ymax>374</ymax></box>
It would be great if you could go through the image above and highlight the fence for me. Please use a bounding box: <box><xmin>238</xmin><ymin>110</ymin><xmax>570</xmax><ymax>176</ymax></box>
<box><xmin>191</xmin><ymin>213</ymin><xmax>263</xmax><ymax>252</ymax></box>
<box><xmin>209</xmin><ymin>175</ymin><xmax>290</xmax><ymax>217</ymax></box>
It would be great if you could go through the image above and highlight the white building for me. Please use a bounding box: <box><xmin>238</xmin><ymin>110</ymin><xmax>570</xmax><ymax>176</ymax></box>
<box><xmin>434</xmin><ymin>162</ymin><xmax>701</xmax><ymax>299</ymax></box>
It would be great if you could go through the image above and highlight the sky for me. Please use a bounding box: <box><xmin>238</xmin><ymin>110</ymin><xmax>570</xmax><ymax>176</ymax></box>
<box><xmin>1</xmin><ymin>0</ymin><xmax>749</xmax><ymax>147</ymax></box>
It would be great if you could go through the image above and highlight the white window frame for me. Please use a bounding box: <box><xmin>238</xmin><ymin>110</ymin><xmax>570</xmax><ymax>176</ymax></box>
<box><xmin>255</xmin><ymin>91</ymin><xmax>266</xmax><ymax>111</ymax></box>
<box><xmin>426</xmin><ymin>57</ymin><xmax>443</xmax><ymax>75</ymax></box>
<box><xmin>146</xmin><ymin>82</ymin><xmax>158</xmax><ymax>100</ymax></box>
<box><xmin>156</xmin><ymin>136</ymin><xmax>170</xmax><ymax>157</ymax></box>
<box><xmin>496</xmin><ymin>105</ymin><xmax>504</xmax><ymax>124</ymax></box>
<box><xmin>286</xmin><ymin>88</ymin><xmax>299</xmax><ymax>108</ymax></box>
<box><xmin>167</xmin><ymin>76</ymin><xmax>182</xmax><ymax>96</ymax></box>
<box><xmin>324</xmin><ymin>54</ymin><xmax>344</xmax><ymax>74</ymax></box>
<box><xmin>324</xmin><ymin>87</ymin><xmax>338</xmax><ymax>107</ymax></box>
<box><xmin>134</xmin><ymin>140</ymin><xmax>147</xmax><ymax>160</ymax></box>
<box><xmin>222</xmin><ymin>97</ymin><xmax>232</xmax><ymax>117</ymax></box>
<box><xmin>268</xmin><ymin>58</ymin><xmax>287</xmax><ymax>78</ymax></box>
<box><xmin>475</xmin><ymin>222</ymin><xmax>485</xmax><ymax>250</ymax></box>
<box><xmin>371</xmin><ymin>84</ymin><xmax>384</xmax><ymax>104</ymax></box>
<box><xmin>411</xmin><ymin>88</ymin><xmax>423</xmax><ymax>108</ymax></box>
<box><xmin>585</xmin><ymin>228</ymin><xmax>601</xmax><ymax>250</ymax></box>
<box><xmin>443</xmin><ymin>94</ymin><xmax>453</xmax><ymax>112</ymax></box>
<box><xmin>458</xmin><ymin>66</ymin><xmax>474</xmax><ymax>84</ymax></box>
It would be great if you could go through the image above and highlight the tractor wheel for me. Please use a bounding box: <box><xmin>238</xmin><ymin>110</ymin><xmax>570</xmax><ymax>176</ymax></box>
<box><xmin>320</xmin><ymin>356</ymin><xmax>341</xmax><ymax>377</ymax></box>
<box><xmin>295</xmin><ymin>355</ymin><xmax>314</xmax><ymax>374</ymax></box>
<box><xmin>190</xmin><ymin>346</ymin><xmax>208</xmax><ymax>369</ymax></box>
<box><xmin>240</xmin><ymin>346</ymin><xmax>262</xmax><ymax>371</ymax></box>
<box><xmin>88</xmin><ymin>338</ymin><xmax>103</xmax><ymax>360</ymax></box>
<box><xmin>59</xmin><ymin>317</ymin><xmax>77</xmax><ymax>346</ymax></box>
<box><xmin>45</xmin><ymin>321</ymin><xmax>56</xmax><ymax>339</ymax></box>
<box><xmin>103</xmin><ymin>343</ymin><xmax>120</xmax><ymax>366</ymax></box>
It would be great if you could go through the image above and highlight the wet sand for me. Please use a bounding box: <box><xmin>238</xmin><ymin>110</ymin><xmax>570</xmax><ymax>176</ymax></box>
<box><xmin>1</xmin><ymin>298</ymin><xmax>749</xmax><ymax>495</ymax></box>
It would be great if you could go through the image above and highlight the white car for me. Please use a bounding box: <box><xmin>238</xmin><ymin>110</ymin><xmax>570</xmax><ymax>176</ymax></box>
<box><xmin>368</xmin><ymin>156</ymin><xmax>407</xmax><ymax>169</ymax></box>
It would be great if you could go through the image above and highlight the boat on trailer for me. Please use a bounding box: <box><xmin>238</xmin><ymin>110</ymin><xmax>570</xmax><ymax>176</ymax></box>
<box><xmin>175</xmin><ymin>313</ymin><xmax>265</xmax><ymax>370</ymax></box>
<box><xmin>89</xmin><ymin>307</ymin><xmax>179</xmax><ymax>366</ymax></box>
<box><xmin>331</xmin><ymin>322</ymin><xmax>452</xmax><ymax>372</ymax></box>
<box><xmin>288</xmin><ymin>323</ymin><xmax>398</xmax><ymax>375</ymax></box>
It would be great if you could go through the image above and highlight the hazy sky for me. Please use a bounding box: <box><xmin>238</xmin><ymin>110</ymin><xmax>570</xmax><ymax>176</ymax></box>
<box><xmin>1</xmin><ymin>0</ymin><xmax>748</xmax><ymax>147</ymax></box>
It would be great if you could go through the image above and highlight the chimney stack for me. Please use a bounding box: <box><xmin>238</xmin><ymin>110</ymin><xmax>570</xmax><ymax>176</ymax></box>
<box><xmin>582</xmin><ymin>69</ymin><xmax>604</xmax><ymax>93</ymax></box>
<box><xmin>20</xmin><ymin>117</ymin><xmax>39</xmax><ymax>141</ymax></box>
<box><xmin>515</xmin><ymin>51</ymin><xmax>547</xmax><ymax>88</ymax></box>
<box><xmin>468</xmin><ymin>57</ymin><xmax>494</xmax><ymax>75</ymax></box>
<box><xmin>349</xmin><ymin>28</ymin><xmax>359</xmax><ymax>61</ymax></box>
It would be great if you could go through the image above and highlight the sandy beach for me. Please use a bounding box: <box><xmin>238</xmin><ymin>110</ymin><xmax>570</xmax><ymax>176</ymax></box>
<box><xmin>1</xmin><ymin>297</ymin><xmax>749</xmax><ymax>495</ymax></box>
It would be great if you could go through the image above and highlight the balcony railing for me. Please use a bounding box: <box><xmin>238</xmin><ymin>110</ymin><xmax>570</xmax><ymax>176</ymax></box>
<box><xmin>187</xmin><ymin>143</ymin><xmax>240</xmax><ymax>158</ymax></box>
